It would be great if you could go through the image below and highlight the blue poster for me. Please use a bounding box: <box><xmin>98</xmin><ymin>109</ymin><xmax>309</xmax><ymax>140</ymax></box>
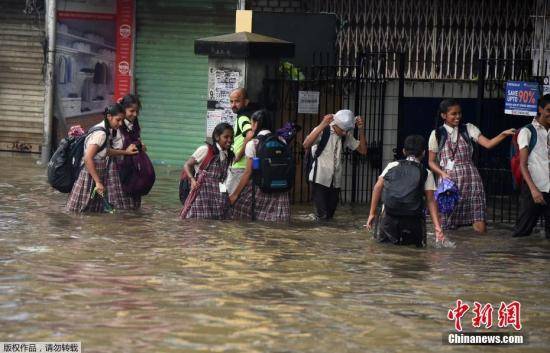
<box><xmin>505</xmin><ymin>81</ymin><xmax>540</xmax><ymax>116</ymax></box>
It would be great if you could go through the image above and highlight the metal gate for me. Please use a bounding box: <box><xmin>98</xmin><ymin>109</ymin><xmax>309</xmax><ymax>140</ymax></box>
<box><xmin>475</xmin><ymin>58</ymin><xmax>548</xmax><ymax>223</ymax></box>
<box><xmin>262</xmin><ymin>53</ymin><xmax>388</xmax><ymax>204</ymax></box>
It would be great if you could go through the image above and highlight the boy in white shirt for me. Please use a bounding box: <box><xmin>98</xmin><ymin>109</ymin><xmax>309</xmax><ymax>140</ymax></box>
<box><xmin>513</xmin><ymin>94</ymin><xmax>550</xmax><ymax>238</ymax></box>
<box><xmin>366</xmin><ymin>135</ymin><xmax>445</xmax><ymax>247</ymax></box>
<box><xmin>302</xmin><ymin>110</ymin><xmax>368</xmax><ymax>220</ymax></box>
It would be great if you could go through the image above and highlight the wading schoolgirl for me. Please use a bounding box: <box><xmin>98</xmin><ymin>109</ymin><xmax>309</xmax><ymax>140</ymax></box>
<box><xmin>180</xmin><ymin>123</ymin><xmax>234</xmax><ymax>219</ymax></box>
<box><xmin>229</xmin><ymin>110</ymin><xmax>291</xmax><ymax>222</ymax></box>
<box><xmin>66</xmin><ymin>104</ymin><xmax>138</xmax><ymax>212</ymax></box>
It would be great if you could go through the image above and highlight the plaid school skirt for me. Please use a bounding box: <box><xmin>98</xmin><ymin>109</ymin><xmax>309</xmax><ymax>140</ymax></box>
<box><xmin>439</xmin><ymin>133</ymin><xmax>486</xmax><ymax>229</ymax></box>
<box><xmin>108</xmin><ymin>159</ymin><xmax>141</xmax><ymax>210</ymax></box>
<box><xmin>231</xmin><ymin>183</ymin><xmax>291</xmax><ymax>222</ymax></box>
<box><xmin>180</xmin><ymin>156</ymin><xmax>230</xmax><ymax>220</ymax></box>
<box><xmin>66</xmin><ymin>159</ymin><xmax>108</xmax><ymax>213</ymax></box>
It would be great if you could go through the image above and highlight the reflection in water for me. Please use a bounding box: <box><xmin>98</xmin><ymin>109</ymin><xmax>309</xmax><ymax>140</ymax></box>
<box><xmin>1</xmin><ymin>153</ymin><xmax>549</xmax><ymax>352</ymax></box>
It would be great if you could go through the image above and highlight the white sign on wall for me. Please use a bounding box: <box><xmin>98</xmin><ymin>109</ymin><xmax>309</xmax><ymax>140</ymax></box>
<box><xmin>297</xmin><ymin>91</ymin><xmax>320</xmax><ymax>114</ymax></box>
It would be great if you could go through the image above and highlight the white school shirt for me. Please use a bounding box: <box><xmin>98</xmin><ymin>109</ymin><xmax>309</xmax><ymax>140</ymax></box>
<box><xmin>428</xmin><ymin>123</ymin><xmax>481</xmax><ymax>153</ymax></box>
<box><xmin>83</xmin><ymin>121</ymin><xmax>110</xmax><ymax>161</ymax></box>
<box><xmin>517</xmin><ymin>118</ymin><xmax>550</xmax><ymax>192</ymax></box>
<box><xmin>380</xmin><ymin>156</ymin><xmax>437</xmax><ymax>191</ymax></box>
<box><xmin>191</xmin><ymin>143</ymin><xmax>227</xmax><ymax>174</ymax></box>
<box><xmin>308</xmin><ymin>124</ymin><xmax>360</xmax><ymax>188</ymax></box>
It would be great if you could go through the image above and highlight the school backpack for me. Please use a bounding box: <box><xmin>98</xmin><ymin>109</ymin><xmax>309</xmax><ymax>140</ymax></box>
<box><xmin>47</xmin><ymin>126</ymin><xmax>109</xmax><ymax>193</ymax></box>
<box><xmin>117</xmin><ymin>121</ymin><xmax>156</xmax><ymax>197</ymax></box>
<box><xmin>303</xmin><ymin>126</ymin><xmax>345</xmax><ymax>181</ymax></box>
<box><xmin>510</xmin><ymin>123</ymin><xmax>537</xmax><ymax>189</ymax></box>
<box><xmin>252</xmin><ymin>133</ymin><xmax>294</xmax><ymax>193</ymax></box>
<box><xmin>179</xmin><ymin>144</ymin><xmax>216</xmax><ymax>204</ymax></box>
<box><xmin>276</xmin><ymin>121</ymin><xmax>301</xmax><ymax>144</ymax></box>
<box><xmin>119</xmin><ymin>150</ymin><xmax>156</xmax><ymax>196</ymax></box>
<box><xmin>382</xmin><ymin>160</ymin><xmax>428</xmax><ymax>217</ymax></box>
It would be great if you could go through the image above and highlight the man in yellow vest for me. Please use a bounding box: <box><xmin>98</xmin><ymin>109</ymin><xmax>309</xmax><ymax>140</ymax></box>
<box><xmin>225</xmin><ymin>88</ymin><xmax>254</xmax><ymax>193</ymax></box>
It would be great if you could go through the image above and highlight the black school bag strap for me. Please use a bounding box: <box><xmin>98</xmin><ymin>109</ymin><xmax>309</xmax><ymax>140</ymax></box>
<box><xmin>525</xmin><ymin>123</ymin><xmax>537</xmax><ymax>153</ymax></box>
<box><xmin>313</xmin><ymin>126</ymin><xmax>332</xmax><ymax>159</ymax></box>
<box><xmin>435</xmin><ymin>124</ymin><xmax>473</xmax><ymax>159</ymax></box>
<box><xmin>435</xmin><ymin>125</ymin><xmax>446</xmax><ymax>154</ymax></box>
<box><xmin>311</xmin><ymin>126</ymin><xmax>331</xmax><ymax>182</ymax></box>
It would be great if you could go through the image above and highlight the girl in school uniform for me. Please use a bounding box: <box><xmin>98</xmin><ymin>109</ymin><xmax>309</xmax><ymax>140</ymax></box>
<box><xmin>110</xmin><ymin>94</ymin><xmax>144</xmax><ymax>210</ymax></box>
<box><xmin>229</xmin><ymin>110</ymin><xmax>291</xmax><ymax>222</ymax></box>
<box><xmin>427</xmin><ymin>99</ymin><xmax>515</xmax><ymax>233</ymax></box>
<box><xmin>180</xmin><ymin>122</ymin><xmax>234</xmax><ymax>219</ymax></box>
<box><xmin>66</xmin><ymin>104</ymin><xmax>138</xmax><ymax>213</ymax></box>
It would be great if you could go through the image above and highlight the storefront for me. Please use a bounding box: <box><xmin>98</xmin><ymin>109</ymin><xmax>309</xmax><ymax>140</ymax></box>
<box><xmin>52</xmin><ymin>0</ymin><xmax>235</xmax><ymax>165</ymax></box>
<box><xmin>0</xmin><ymin>0</ymin><xmax>45</xmax><ymax>153</ymax></box>
<box><xmin>135</xmin><ymin>0</ymin><xmax>235</xmax><ymax>165</ymax></box>
<box><xmin>54</xmin><ymin>0</ymin><xmax>135</xmax><ymax>135</ymax></box>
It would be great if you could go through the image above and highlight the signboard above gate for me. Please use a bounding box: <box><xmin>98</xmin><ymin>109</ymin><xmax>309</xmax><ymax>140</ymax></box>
<box><xmin>504</xmin><ymin>81</ymin><xmax>539</xmax><ymax>116</ymax></box>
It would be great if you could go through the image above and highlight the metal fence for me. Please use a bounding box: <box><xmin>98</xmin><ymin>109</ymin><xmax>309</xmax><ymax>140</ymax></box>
<box><xmin>261</xmin><ymin>53</ymin><xmax>549</xmax><ymax>224</ymax></box>
<box><xmin>475</xmin><ymin>58</ymin><xmax>549</xmax><ymax>223</ymax></box>
<box><xmin>261</xmin><ymin>53</ymin><xmax>388</xmax><ymax>204</ymax></box>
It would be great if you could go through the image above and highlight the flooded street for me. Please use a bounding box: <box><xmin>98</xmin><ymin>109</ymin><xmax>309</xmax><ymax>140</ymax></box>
<box><xmin>1</xmin><ymin>153</ymin><xmax>549</xmax><ymax>353</ymax></box>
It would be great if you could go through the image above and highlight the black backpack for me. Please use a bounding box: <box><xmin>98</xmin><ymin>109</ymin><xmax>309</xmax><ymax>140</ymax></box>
<box><xmin>252</xmin><ymin>133</ymin><xmax>294</xmax><ymax>193</ymax></box>
<box><xmin>303</xmin><ymin>126</ymin><xmax>345</xmax><ymax>181</ymax></box>
<box><xmin>382</xmin><ymin>160</ymin><xmax>427</xmax><ymax>217</ymax></box>
<box><xmin>47</xmin><ymin>126</ymin><xmax>109</xmax><ymax>193</ymax></box>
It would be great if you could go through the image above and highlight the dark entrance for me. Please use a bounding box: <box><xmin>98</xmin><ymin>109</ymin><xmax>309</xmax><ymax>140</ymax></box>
<box><xmin>396</xmin><ymin>58</ymin><xmax>546</xmax><ymax>224</ymax></box>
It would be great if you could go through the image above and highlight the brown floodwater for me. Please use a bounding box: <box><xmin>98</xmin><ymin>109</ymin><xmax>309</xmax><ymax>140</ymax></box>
<box><xmin>0</xmin><ymin>152</ymin><xmax>549</xmax><ymax>353</ymax></box>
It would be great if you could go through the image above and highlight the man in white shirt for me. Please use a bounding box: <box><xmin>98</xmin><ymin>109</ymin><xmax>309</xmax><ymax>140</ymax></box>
<box><xmin>513</xmin><ymin>94</ymin><xmax>550</xmax><ymax>238</ymax></box>
<box><xmin>302</xmin><ymin>110</ymin><xmax>368</xmax><ymax>220</ymax></box>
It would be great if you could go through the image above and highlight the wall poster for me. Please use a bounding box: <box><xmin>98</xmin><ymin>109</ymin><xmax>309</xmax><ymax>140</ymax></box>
<box><xmin>206</xmin><ymin>67</ymin><xmax>242</xmax><ymax>136</ymax></box>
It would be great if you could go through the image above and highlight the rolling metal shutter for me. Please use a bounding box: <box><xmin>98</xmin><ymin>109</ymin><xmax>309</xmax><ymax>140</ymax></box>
<box><xmin>135</xmin><ymin>0</ymin><xmax>234</xmax><ymax>165</ymax></box>
<box><xmin>0</xmin><ymin>0</ymin><xmax>45</xmax><ymax>153</ymax></box>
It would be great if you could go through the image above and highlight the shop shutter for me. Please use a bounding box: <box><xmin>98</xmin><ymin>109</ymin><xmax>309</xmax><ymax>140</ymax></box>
<box><xmin>0</xmin><ymin>0</ymin><xmax>45</xmax><ymax>153</ymax></box>
<box><xmin>135</xmin><ymin>0</ymin><xmax>235</xmax><ymax>165</ymax></box>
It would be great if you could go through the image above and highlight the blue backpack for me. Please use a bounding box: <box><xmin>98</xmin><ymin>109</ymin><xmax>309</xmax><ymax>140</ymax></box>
<box><xmin>252</xmin><ymin>133</ymin><xmax>294</xmax><ymax>193</ymax></box>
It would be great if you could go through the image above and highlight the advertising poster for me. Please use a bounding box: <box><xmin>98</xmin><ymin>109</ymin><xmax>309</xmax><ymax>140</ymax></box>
<box><xmin>55</xmin><ymin>0</ymin><xmax>134</xmax><ymax>123</ymax></box>
<box><xmin>504</xmin><ymin>81</ymin><xmax>540</xmax><ymax>117</ymax></box>
<box><xmin>206</xmin><ymin>67</ymin><xmax>242</xmax><ymax>136</ymax></box>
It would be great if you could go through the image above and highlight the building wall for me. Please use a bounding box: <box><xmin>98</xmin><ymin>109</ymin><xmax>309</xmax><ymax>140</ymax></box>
<box><xmin>250</xmin><ymin>0</ymin><xmax>536</xmax><ymax>81</ymax></box>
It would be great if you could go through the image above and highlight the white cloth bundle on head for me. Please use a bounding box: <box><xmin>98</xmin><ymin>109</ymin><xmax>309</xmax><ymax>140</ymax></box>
<box><xmin>333</xmin><ymin>110</ymin><xmax>355</xmax><ymax>131</ymax></box>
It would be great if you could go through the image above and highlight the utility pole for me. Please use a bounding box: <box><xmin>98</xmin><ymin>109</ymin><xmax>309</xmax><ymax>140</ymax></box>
<box><xmin>40</xmin><ymin>0</ymin><xmax>57</xmax><ymax>165</ymax></box>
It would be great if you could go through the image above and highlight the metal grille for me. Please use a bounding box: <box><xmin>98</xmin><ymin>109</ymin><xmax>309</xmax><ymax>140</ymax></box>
<box><xmin>262</xmin><ymin>54</ymin><xmax>387</xmax><ymax>204</ymax></box>
<box><xmin>309</xmin><ymin>0</ymin><xmax>535</xmax><ymax>80</ymax></box>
